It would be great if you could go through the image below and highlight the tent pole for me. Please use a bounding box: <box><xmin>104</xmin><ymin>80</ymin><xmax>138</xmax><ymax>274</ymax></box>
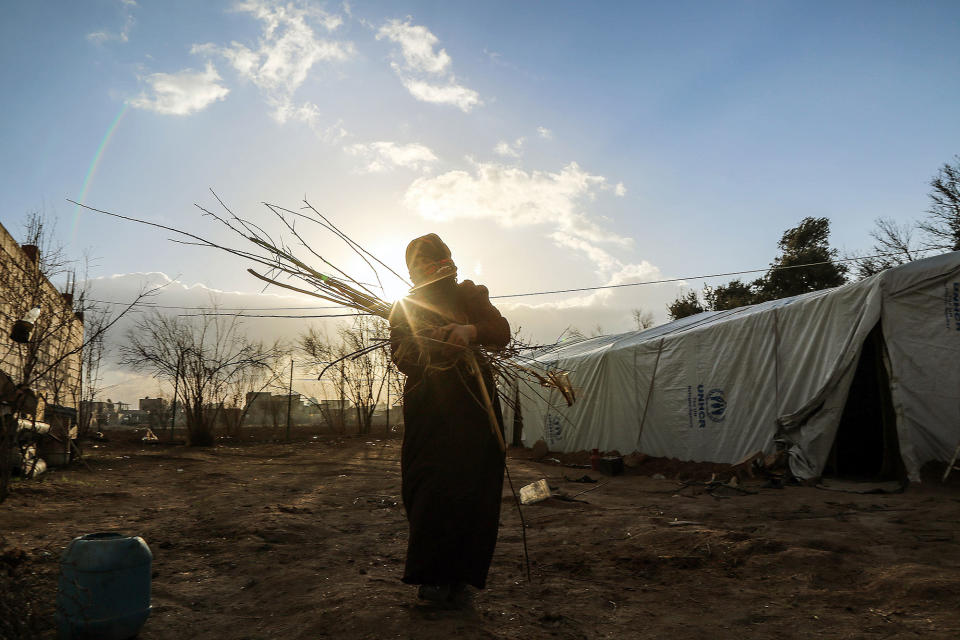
<box><xmin>637</xmin><ymin>338</ymin><xmax>665</xmax><ymax>450</ymax></box>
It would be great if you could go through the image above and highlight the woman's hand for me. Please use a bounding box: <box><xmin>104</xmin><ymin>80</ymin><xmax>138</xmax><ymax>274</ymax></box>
<box><xmin>434</xmin><ymin>323</ymin><xmax>477</xmax><ymax>347</ymax></box>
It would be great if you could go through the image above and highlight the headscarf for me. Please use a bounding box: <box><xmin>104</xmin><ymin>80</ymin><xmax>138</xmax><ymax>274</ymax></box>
<box><xmin>405</xmin><ymin>233</ymin><xmax>458</xmax><ymax>291</ymax></box>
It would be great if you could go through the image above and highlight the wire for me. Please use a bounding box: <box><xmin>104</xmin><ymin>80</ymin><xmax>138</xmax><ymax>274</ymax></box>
<box><xmin>88</xmin><ymin>299</ymin><xmax>342</xmax><ymax>311</ymax></box>
<box><xmin>88</xmin><ymin>245</ymin><xmax>955</xmax><ymax>314</ymax></box>
<box><xmin>490</xmin><ymin>245</ymin><xmax>954</xmax><ymax>300</ymax></box>
<box><xmin>176</xmin><ymin>312</ymin><xmax>367</xmax><ymax>319</ymax></box>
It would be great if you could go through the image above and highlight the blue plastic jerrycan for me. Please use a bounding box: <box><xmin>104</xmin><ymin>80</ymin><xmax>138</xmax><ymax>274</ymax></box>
<box><xmin>55</xmin><ymin>532</ymin><xmax>153</xmax><ymax>640</ymax></box>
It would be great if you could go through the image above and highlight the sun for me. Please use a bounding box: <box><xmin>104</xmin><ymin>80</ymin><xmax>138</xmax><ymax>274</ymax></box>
<box><xmin>380</xmin><ymin>277</ymin><xmax>412</xmax><ymax>303</ymax></box>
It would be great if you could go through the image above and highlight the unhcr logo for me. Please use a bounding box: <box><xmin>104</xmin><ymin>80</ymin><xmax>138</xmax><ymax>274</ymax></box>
<box><xmin>546</xmin><ymin>413</ymin><xmax>563</xmax><ymax>444</ymax></box>
<box><xmin>947</xmin><ymin>282</ymin><xmax>960</xmax><ymax>331</ymax></box>
<box><xmin>688</xmin><ymin>384</ymin><xmax>727</xmax><ymax>427</ymax></box>
<box><xmin>706</xmin><ymin>388</ymin><xmax>727</xmax><ymax>423</ymax></box>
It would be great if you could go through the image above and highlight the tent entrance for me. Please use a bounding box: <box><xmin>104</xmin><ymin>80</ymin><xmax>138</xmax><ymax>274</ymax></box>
<box><xmin>825</xmin><ymin>325</ymin><xmax>904</xmax><ymax>481</ymax></box>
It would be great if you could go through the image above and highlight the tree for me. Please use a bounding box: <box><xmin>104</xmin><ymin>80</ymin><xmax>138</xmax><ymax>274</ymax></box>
<box><xmin>667</xmin><ymin>217</ymin><xmax>847</xmax><ymax>321</ymax></box>
<box><xmin>1</xmin><ymin>212</ymin><xmax>147</xmax><ymax>502</ymax></box>
<box><xmin>852</xmin><ymin>217</ymin><xmax>921</xmax><ymax>279</ymax></box>
<box><xmin>760</xmin><ymin>217</ymin><xmax>848</xmax><ymax>299</ymax></box>
<box><xmin>631</xmin><ymin>308</ymin><xmax>655</xmax><ymax>331</ymax></box>
<box><xmin>703</xmin><ymin>278</ymin><xmax>763</xmax><ymax>311</ymax></box>
<box><xmin>299</xmin><ymin>316</ymin><xmax>392</xmax><ymax>436</ymax></box>
<box><xmin>300</xmin><ymin>326</ymin><xmax>349</xmax><ymax>433</ymax></box>
<box><xmin>120</xmin><ymin>311</ymin><xmax>282</xmax><ymax>446</ymax></box>
<box><xmin>919</xmin><ymin>155</ymin><xmax>960</xmax><ymax>252</ymax></box>
<box><xmin>667</xmin><ymin>290</ymin><xmax>705</xmax><ymax>321</ymax></box>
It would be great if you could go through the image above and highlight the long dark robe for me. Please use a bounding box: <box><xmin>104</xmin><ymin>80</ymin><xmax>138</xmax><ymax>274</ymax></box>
<box><xmin>389</xmin><ymin>279</ymin><xmax>510</xmax><ymax>589</ymax></box>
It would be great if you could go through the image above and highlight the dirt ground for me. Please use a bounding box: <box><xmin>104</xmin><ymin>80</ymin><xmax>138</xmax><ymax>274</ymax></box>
<box><xmin>3</xmin><ymin>428</ymin><xmax>960</xmax><ymax>640</ymax></box>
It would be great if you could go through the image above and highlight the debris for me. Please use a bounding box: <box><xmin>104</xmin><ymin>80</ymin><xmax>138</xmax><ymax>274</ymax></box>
<box><xmin>597</xmin><ymin>456</ymin><xmax>624</xmax><ymax>476</ymax></box>
<box><xmin>651</xmin><ymin>473</ymin><xmax>666</xmax><ymax>480</ymax></box>
<box><xmin>531</xmin><ymin>440</ymin><xmax>548</xmax><ymax>460</ymax></box>
<box><xmin>519</xmin><ymin>479</ymin><xmax>551</xmax><ymax>505</ymax></box>
<box><xmin>762</xmin><ymin>477</ymin><xmax>784</xmax><ymax>489</ymax></box>
<box><xmin>570</xmin><ymin>481</ymin><xmax>608</xmax><ymax>499</ymax></box>
<box><xmin>764</xmin><ymin>450</ymin><xmax>787</xmax><ymax>469</ymax></box>
<box><xmin>140</xmin><ymin>428</ymin><xmax>159</xmax><ymax>442</ymax></box>
<box><xmin>623</xmin><ymin>452</ymin><xmax>648</xmax><ymax>468</ymax></box>
<box><xmin>667</xmin><ymin>520</ymin><xmax>702</xmax><ymax>527</ymax></box>
<box><xmin>816</xmin><ymin>479</ymin><xmax>905</xmax><ymax>494</ymax></box>
<box><xmin>729</xmin><ymin>450</ymin><xmax>764</xmax><ymax>480</ymax></box>
<box><xmin>564</xmin><ymin>474</ymin><xmax>597</xmax><ymax>483</ymax></box>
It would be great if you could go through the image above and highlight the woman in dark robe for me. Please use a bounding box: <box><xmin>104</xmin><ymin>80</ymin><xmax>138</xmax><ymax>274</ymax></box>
<box><xmin>389</xmin><ymin>233</ymin><xmax>511</xmax><ymax>606</ymax></box>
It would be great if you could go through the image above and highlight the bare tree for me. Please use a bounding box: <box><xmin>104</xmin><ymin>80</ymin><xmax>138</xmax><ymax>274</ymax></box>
<box><xmin>631</xmin><ymin>308</ymin><xmax>655</xmax><ymax>331</ymax></box>
<box><xmin>1</xmin><ymin>212</ymin><xmax>149</xmax><ymax>501</ymax></box>
<box><xmin>300</xmin><ymin>326</ymin><xmax>349</xmax><ymax>433</ymax></box>
<box><xmin>120</xmin><ymin>310</ymin><xmax>282</xmax><ymax>446</ymax></box>
<box><xmin>919</xmin><ymin>155</ymin><xmax>960</xmax><ymax>252</ymax></box>
<box><xmin>300</xmin><ymin>316</ymin><xmax>391</xmax><ymax>435</ymax></box>
<box><xmin>852</xmin><ymin>217</ymin><xmax>921</xmax><ymax>279</ymax></box>
<box><xmin>220</xmin><ymin>363</ymin><xmax>284</xmax><ymax>438</ymax></box>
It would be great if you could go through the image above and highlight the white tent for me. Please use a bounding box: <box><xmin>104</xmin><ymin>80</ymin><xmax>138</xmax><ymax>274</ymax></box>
<box><xmin>508</xmin><ymin>251</ymin><xmax>960</xmax><ymax>482</ymax></box>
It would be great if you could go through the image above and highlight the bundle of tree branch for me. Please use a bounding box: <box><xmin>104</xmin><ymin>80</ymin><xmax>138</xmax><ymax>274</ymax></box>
<box><xmin>71</xmin><ymin>193</ymin><xmax>576</xmax><ymax>420</ymax></box>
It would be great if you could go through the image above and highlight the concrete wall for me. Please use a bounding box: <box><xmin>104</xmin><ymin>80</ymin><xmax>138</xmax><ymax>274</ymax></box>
<box><xmin>0</xmin><ymin>221</ymin><xmax>84</xmax><ymax>421</ymax></box>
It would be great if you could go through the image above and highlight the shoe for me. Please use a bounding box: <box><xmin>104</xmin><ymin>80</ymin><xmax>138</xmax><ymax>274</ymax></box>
<box><xmin>447</xmin><ymin>583</ymin><xmax>473</xmax><ymax>609</ymax></box>
<box><xmin>417</xmin><ymin>584</ymin><xmax>451</xmax><ymax>603</ymax></box>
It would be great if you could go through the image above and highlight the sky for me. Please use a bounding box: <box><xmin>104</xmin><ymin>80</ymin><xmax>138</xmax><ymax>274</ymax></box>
<box><xmin>1</xmin><ymin>0</ymin><xmax>959</xmax><ymax>404</ymax></box>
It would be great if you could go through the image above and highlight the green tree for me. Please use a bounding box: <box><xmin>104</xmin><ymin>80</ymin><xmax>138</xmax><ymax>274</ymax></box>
<box><xmin>667</xmin><ymin>290</ymin><xmax>705</xmax><ymax>321</ymax></box>
<box><xmin>667</xmin><ymin>217</ymin><xmax>847</xmax><ymax>320</ymax></box>
<box><xmin>703</xmin><ymin>278</ymin><xmax>763</xmax><ymax>311</ymax></box>
<box><xmin>760</xmin><ymin>217</ymin><xmax>847</xmax><ymax>299</ymax></box>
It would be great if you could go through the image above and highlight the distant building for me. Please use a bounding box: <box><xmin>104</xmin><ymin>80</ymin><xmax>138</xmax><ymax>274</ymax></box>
<box><xmin>79</xmin><ymin>399</ymin><xmax>118</xmax><ymax>427</ymax></box>
<box><xmin>244</xmin><ymin>391</ymin><xmax>327</xmax><ymax>426</ymax></box>
<box><xmin>121</xmin><ymin>409</ymin><xmax>150</xmax><ymax>425</ymax></box>
<box><xmin>139</xmin><ymin>396</ymin><xmax>168</xmax><ymax>414</ymax></box>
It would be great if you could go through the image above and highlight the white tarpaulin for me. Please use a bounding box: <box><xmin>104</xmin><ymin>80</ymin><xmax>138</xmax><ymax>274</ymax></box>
<box><xmin>507</xmin><ymin>251</ymin><xmax>960</xmax><ymax>481</ymax></box>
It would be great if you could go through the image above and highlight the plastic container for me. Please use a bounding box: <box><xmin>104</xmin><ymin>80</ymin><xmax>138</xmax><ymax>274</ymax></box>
<box><xmin>56</xmin><ymin>533</ymin><xmax>152</xmax><ymax>640</ymax></box>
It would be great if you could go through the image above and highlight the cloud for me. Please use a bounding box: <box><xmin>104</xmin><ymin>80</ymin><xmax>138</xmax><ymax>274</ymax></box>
<box><xmin>377</xmin><ymin>18</ymin><xmax>481</xmax><ymax>112</ymax></box>
<box><xmin>345</xmin><ymin>141</ymin><xmax>438</xmax><ymax>173</ymax></box>
<box><xmin>494</xmin><ymin>137</ymin><xmax>525</xmax><ymax>158</ymax></box>
<box><xmin>537</xmin><ymin>126</ymin><xmax>553</xmax><ymax>140</ymax></box>
<box><xmin>398</xmin><ymin>77</ymin><xmax>481</xmax><ymax>112</ymax></box>
<box><xmin>405</xmin><ymin>160</ymin><xmax>630</xmax><ymax>248</ymax></box>
<box><xmin>403</xmin><ymin>160</ymin><xmax>642</xmax><ymax>281</ymax></box>
<box><xmin>376</xmin><ymin>19</ymin><xmax>450</xmax><ymax>74</ymax></box>
<box><xmin>614</xmin><ymin>182</ymin><xmax>627</xmax><ymax>197</ymax></box>
<box><xmin>129</xmin><ymin>63</ymin><xmax>230</xmax><ymax>115</ymax></box>
<box><xmin>83</xmin><ymin>271</ymin><xmax>353</xmax><ymax>405</ymax></box>
<box><xmin>549</xmin><ymin>233</ymin><xmax>620</xmax><ymax>272</ymax></box>
<box><xmin>87</xmin><ymin>0</ymin><xmax>136</xmax><ymax>44</ymax></box>
<box><xmin>193</xmin><ymin>0</ymin><xmax>353</xmax><ymax>122</ymax></box>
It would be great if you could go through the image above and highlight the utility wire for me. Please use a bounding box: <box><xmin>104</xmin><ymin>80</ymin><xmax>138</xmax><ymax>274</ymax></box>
<box><xmin>88</xmin><ymin>299</ymin><xmax>342</xmax><ymax>311</ymax></box>
<box><xmin>176</xmin><ymin>312</ymin><xmax>367</xmax><ymax>319</ymax></box>
<box><xmin>490</xmin><ymin>245</ymin><xmax>954</xmax><ymax>300</ymax></box>
<box><xmin>88</xmin><ymin>245</ymin><xmax>955</xmax><ymax>316</ymax></box>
